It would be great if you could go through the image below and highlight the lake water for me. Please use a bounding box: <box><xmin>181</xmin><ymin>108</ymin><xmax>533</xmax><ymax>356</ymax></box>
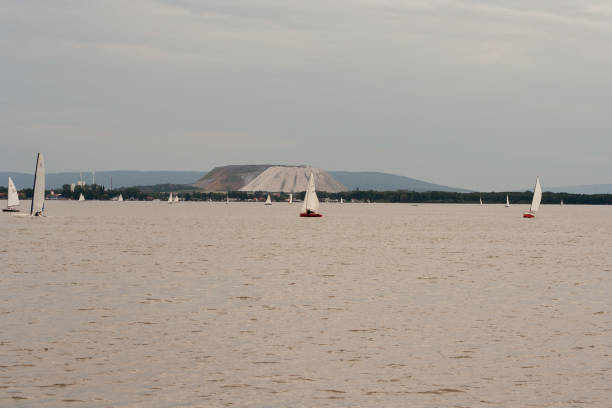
<box><xmin>1</xmin><ymin>201</ymin><xmax>611</xmax><ymax>407</ymax></box>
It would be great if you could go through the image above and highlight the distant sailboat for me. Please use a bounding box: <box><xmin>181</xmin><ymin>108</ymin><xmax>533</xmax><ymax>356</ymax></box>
<box><xmin>340</xmin><ymin>197</ymin><xmax>344</xmax><ymax>204</ymax></box>
<box><xmin>226</xmin><ymin>193</ymin><xmax>230</xmax><ymax>204</ymax></box>
<box><xmin>168</xmin><ymin>192</ymin><xmax>173</xmax><ymax>204</ymax></box>
<box><xmin>173</xmin><ymin>194</ymin><xmax>179</xmax><ymax>203</ymax></box>
<box><xmin>523</xmin><ymin>177</ymin><xmax>542</xmax><ymax>218</ymax></box>
<box><xmin>300</xmin><ymin>173</ymin><xmax>322</xmax><ymax>217</ymax></box>
<box><xmin>78</xmin><ymin>193</ymin><xmax>85</xmax><ymax>201</ymax></box>
<box><xmin>560</xmin><ymin>199</ymin><xmax>564</xmax><ymax>206</ymax></box>
<box><xmin>288</xmin><ymin>193</ymin><xmax>293</xmax><ymax>204</ymax></box>
<box><xmin>265</xmin><ymin>194</ymin><xmax>272</xmax><ymax>205</ymax></box>
<box><xmin>3</xmin><ymin>177</ymin><xmax>20</xmax><ymax>212</ymax></box>
<box><xmin>505</xmin><ymin>194</ymin><xmax>510</xmax><ymax>207</ymax></box>
<box><xmin>118</xmin><ymin>193</ymin><xmax>123</xmax><ymax>202</ymax></box>
<box><xmin>479</xmin><ymin>196</ymin><xmax>483</xmax><ymax>205</ymax></box>
<box><xmin>31</xmin><ymin>153</ymin><xmax>45</xmax><ymax>216</ymax></box>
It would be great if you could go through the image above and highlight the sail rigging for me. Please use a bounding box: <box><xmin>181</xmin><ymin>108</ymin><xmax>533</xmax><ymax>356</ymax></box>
<box><xmin>7</xmin><ymin>177</ymin><xmax>19</xmax><ymax>208</ymax></box>
<box><xmin>301</xmin><ymin>173</ymin><xmax>320</xmax><ymax>214</ymax></box>
<box><xmin>530</xmin><ymin>177</ymin><xmax>542</xmax><ymax>213</ymax></box>
<box><xmin>30</xmin><ymin>153</ymin><xmax>45</xmax><ymax>216</ymax></box>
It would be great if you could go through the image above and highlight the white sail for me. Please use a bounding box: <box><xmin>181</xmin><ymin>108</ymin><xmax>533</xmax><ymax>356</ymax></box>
<box><xmin>505</xmin><ymin>194</ymin><xmax>510</xmax><ymax>207</ymax></box>
<box><xmin>289</xmin><ymin>193</ymin><xmax>292</xmax><ymax>204</ymax></box>
<box><xmin>118</xmin><ymin>194</ymin><xmax>123</xmax><ymax>202</ymax></box>
<box><xmin>79</xmin><ymin>193</ymin><xmax>85</xmax><ymax>201</ymax></box>
<box><xmin>7</xmin><ymin>177</ymin><xmax>19</xmax><ymax>208</ymax></box>
<box><xmin>174</xmin><ymin>195</ymin><xmax>179</xmax><ymax>203</ymax></box>
<box><xmin>30</xmin><ymin>153</ymin><xmax>45</xmax><ymax>216</ymax></box>
<box><xmin>301</xmin><ymin>173</ymin><xmax>320</xmax><ymax>213</ymax></box>
<box><xmin>226</xmin><ymin>193</ymin><xmax>229</xmax><ymax>204</ymax></box>
<box><xmin>479</xmin><ymin>196</ymin><xmax>483</xmax><ymax>205</ymax></box>
<box><xmin>265</xmin><ymin>194</ymin><xmax>272</xmax><ymax>205</ymax></box>
<box><xmin>560</xmin><ymin>199</ymin><xmax>564</xmax><ymax>206</ymax></box>
<box><xmin>168</xmin><ymin>192</ymin><xmax>173</xmax><ymax>204</ymax></box>
<box><xmin>340</xmin><ymin>197</ymin><xmax>344</xmax><ymax>204</ymax></box>
<box><xmin>529</xmin><ymin>177</ymin><xmax>542</xmax><ymax>213</ymax></box>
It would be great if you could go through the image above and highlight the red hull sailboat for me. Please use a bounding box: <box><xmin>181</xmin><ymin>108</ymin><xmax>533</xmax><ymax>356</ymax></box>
<box><xmin>300</xmin><ymin>172</ymin><xmax>322</xmax><ymax>217</ymax></box>
<box><xmin>523</xmin><ymin>176</ymin><xmax>542</xmax><ymax>219</ymax></box>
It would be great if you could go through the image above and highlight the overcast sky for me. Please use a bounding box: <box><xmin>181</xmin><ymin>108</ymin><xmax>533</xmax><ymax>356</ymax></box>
<box><xmin>1</xmin><ymin>0</ymin><xmax>611</xmax><ymax>190</ymax></box>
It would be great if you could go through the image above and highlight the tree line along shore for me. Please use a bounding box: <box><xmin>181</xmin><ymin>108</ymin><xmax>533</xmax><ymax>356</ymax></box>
<box><xmin>1</xmin><ymin>183</ymin><xmax>611</xmax><ymax>205</ymax></box>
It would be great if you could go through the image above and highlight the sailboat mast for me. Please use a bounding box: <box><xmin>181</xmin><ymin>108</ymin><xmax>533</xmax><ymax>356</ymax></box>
<box><xmin>30</xmin><ymin>153</ymin><xmax>42</xmax><ymax>215</ymax></box>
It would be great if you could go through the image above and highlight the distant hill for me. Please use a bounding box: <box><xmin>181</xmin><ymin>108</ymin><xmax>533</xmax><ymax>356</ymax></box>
<box><xmin>5</xmin><ymin>167</ymin><xmax>603</xmax><ymax>193</ymax></box>
<box><xmin>546</xmin><ymin>184</ymin><xmax>612</xmax><ymax>194</ymax></box>
<box><xmin>329</xmin><ymin>171</ymin><xmax>471</xmax><ymax>192</ymax></box>
<box><xmin>192</xmin><ymin>165</ymin><xmax>271</xmax><ymax>192</ymax></box>
<box><xmin>240</xmin><ymin>166</ymin><xmax>346</xmax><ymax>192</ymax></box>
<box><xmin>0</xmin><ymin>171</ymin><xmax>205</xmax><ymax>189</ymax></box>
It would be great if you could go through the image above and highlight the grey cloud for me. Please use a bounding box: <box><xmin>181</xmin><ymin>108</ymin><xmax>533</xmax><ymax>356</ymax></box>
<box><xmin>1</xmin><ymin>0</ymin><xmax>611</xmax><ymax>190</ymax></box>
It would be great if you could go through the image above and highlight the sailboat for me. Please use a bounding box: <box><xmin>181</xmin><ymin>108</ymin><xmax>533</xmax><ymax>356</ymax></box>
<box><xmin>300</xmin><ymin>173</ymin><xmax>322</xmax><ymax>217</ymax></box>
<box><xmin>78</xmin><ymin>193</ymin><xmax>85</xmax><ymax>201</ymax></box>
<box><xmin>505</xmin><ymin>194</ymin><xmax>510</xmax><ymax>208</ymax></box>
<box><xmin>173</xmin><ymin>194</ymin><xmax>180</xmax><ymax>203</ymax></box>
<box><xmin>226</xmin><ymin>193</ymin><xmax>230</xmax><ymax>204</ymax></box>
<box><xmin>31</xmin><ymin>153</ymin><xmax>45</xmax><ymax>216</ymax></box>
<box><xmin>3</xmin><ymin>177</ymin><xmax>20</xmax><ymax>212</ymax></box>
<box><xmin>523</xmin><ymin>177</ymin><xmax>542</xmax><ymax>218</ymax></box>
<box><xmin>118</xmin><ymin>193</ymin><xmax>123</xmax><ymax>202</ymax></box>
<box><xmin>560</xmin><ymin>199</ymin><xmax>564</xmax><ymax>206</ymax></box>
<box><xmin>288</xmin><ymin>193</ymin><xmax>293</xmax><ymax>204</ymax></box>
<box><xmin>265</xmin><ymin>194</ymin><xmax>272</xmax><ymax>205</ymax></box>
<box><xmin>168</xmin><ymin>192</ymin><xmax>173</xmax><ymax>204</ymax></box>
<box><xmin>479</xmin><ymin>196</ymin><xmax>483</xmax><ymax>205</ymax></box>
<box><xmin>340</xmin><ymin>197</ymin><xmax>344</xmax><ymax>204</ymax></box>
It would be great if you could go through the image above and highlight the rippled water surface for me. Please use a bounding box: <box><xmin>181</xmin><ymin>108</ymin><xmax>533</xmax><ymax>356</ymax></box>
<box><xmin>1</xmin><ymin>201</ymin><xmax>611</xmax><ymax>407</ymax></box>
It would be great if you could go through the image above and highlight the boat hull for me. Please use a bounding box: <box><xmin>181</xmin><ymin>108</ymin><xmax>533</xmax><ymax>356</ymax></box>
<box><xmin>3</xmin><ymin>208</ymin><xmax>20</xmax><ymax>212</ymax></box>
<box><xmin>523</xmin><ymin>212</ymin><xmax>535</xmax><ymax>218</ymax></box>
<box><xmin>300</xmin><ymin>212</ymin><xmax>322</xmax><ymax>217</ymax></box>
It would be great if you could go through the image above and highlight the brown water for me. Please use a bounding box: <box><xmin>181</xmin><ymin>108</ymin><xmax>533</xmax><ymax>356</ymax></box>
<box><xmin>1</xmin><ymin>201</ymin><xmax>611</xmax><ymax>407</ymax></box>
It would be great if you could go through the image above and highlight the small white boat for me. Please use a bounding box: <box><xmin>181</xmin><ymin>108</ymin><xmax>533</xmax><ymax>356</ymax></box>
<box><xmin>300</xmin><ymin>173</ymin><xmax>322</xmax><ymax>217</ymax></box>
<box><xmin>505</xmin><ymin>194</ymin><xmax>510</xmax><ymax>208</ymax></box>
<box><xmin>173</xmin><ymin>194</ymin><xmax>180</xmax><ymax>203</ymax></box>
<box><xmin>523</xmin><ymin>177</ymin><xmax>542</xmax><ymax>218</ymax></box>
<box><xmin>31</xmin><ymin>153</ymin><xmax>45</xmax><ymax>216</ymax></box>
<box><xmin>340</xmin><ymin>197</ymin><xmax>344</xmax><ymax>204</ymax></box>
<box><xmin>168</xmin><ymin>192</ymin><xmax>173</xmax><ymax>204</ymax></box>
<box><xmin>479</xmin><ymin>196</ymin><xmax>483</xmax><ymax>205</ymax></box>
<box><xmin>288</xmin><ymin>193</ymin><xmax>293</xmax><ymax>204</ymax></box>
<box><xmin>78</xmin><ymin>193</ymin><xmax>85</xmax><ymax>201</ymax></box>
<box><xmin>3</xmin><ymin>176</ymin><xmax>20</xmax><ymax>212</ymax></box>
<box><xmin>118</xmin><ymin>193</ymin><xmax>123</xmax><ymax>202</ymax></box>
<box><xmin>560</xmin><ymin>199</ymin><xmax>564</xmax><ymax>206</ymax></box>
<box><xmin>265</xmin><ymin>194</ymin><xmax>272</xmax><ymax>205</ymax></box>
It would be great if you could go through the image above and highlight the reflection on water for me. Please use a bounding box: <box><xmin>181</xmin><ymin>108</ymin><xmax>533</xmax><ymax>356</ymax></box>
<box><xmin>1</xmin><ymin>201</ymin><xmax>611</xmax><ymax>407</ymax></box>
